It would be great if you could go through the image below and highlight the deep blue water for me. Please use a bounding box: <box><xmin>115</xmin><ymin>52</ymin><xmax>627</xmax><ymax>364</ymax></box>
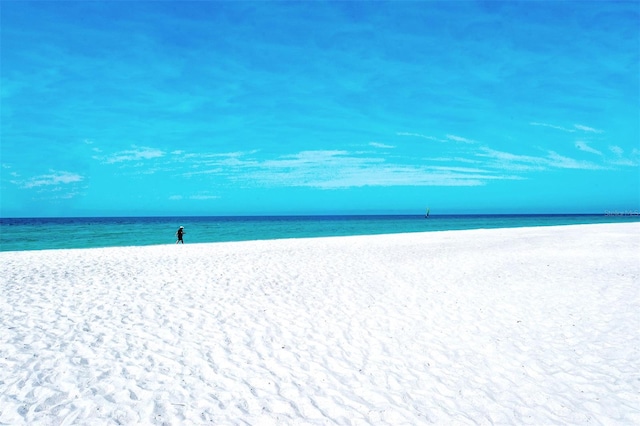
<box><xmin>1</xmin><ymin>214</ymin><xmax>638</xmax><ymax>252</ymax></box>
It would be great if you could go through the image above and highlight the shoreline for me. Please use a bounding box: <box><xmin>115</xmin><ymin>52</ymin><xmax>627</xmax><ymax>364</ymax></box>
<box><xmin>1</xmin><ymin>222</ymin><xmax>639</xmax><ymax>424</ymax></box>
<box><xmin>2</xmin><ymin>220</ymin><xmax>638</xmax><ymax>254</ymax></box>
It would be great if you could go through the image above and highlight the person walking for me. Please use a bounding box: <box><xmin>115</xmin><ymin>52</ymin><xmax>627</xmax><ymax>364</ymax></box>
<box><xmin>176</xmin><ymin>226</ymin><xmax>185</xmax><ymax>244</ymax></box>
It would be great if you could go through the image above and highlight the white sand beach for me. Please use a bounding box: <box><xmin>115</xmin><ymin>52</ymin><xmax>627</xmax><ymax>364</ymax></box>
<box><xmin>1</xmin><ymin>223</ymin><xmax>639</xmax><ymax>425</ymax></box>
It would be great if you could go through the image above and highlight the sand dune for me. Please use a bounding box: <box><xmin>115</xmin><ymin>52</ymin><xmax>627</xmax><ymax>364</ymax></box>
<box><xmin>1</xmin><ymin>223</ymin><xmax>639</xmax><ymax>424</ymax></box>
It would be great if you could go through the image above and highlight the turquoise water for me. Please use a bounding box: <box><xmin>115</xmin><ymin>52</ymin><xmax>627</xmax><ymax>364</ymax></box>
<box><xmin>1</xmin><ymin>214</ymin><xmax>638</xmax><ymax>252</ymax></box>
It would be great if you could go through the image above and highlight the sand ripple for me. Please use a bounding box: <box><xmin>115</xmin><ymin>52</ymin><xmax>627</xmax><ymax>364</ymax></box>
<box><xmin>1</xmin><ymin>223</ymin><xmax>639</xmax><ymax>424</ymax></box>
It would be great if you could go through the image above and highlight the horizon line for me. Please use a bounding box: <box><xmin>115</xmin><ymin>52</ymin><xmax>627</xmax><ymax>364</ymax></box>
<box><xmin>2</xmin><ymin>211</ymin><xmax>638</xmax><ymax>220</ymax></box>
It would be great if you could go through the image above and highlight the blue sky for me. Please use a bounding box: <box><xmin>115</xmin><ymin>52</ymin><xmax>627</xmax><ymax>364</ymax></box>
<box><xmin>1</xmin><ymin>1</ymin><xmax>638</xmax><ymax>217</ymax></box>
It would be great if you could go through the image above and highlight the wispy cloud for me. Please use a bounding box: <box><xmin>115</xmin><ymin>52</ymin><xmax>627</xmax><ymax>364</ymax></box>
<box><xmin>369</xmin><ymin>142</ymin><xmax>395</xmax><ymax>149</ymax></box>
<box><xmin>180</xmin><ymin>151</ymin><xmax>260</xmax><ymax>177</ymax></box>
<box><xmin>397</xmin><ymin>132</ymin><xmax>476</xmax><ymax>144</ymax></box>
<box><xmin>609</xmin><ymin>145</ymin><xmax>624</xmax><ymax>156</ymax></box>
<box><xmin>530</xmin><ymin>122</ymin><xmax>603</xmax><ymax>134</ymax></box>
<box><xmin>21</xmin><ymin>170</ymin><xmax>84</xmax><ymax>188</ymax></box>
<box><xmin>607</xmin><ymin>146</ymin><xmax>639</xmax><ymax>167</ymax></box>
<box><xmin>546</xmin><ymin>151</ymin><xmax>602</xmax><ymax>170</ymax></box>
<box><xmin>96</xmin><ymin>146</ymin><xmax>165</xmax><ymax>164</ymax></box>
<box><xmin>168</xmin><ymin>146</ymin><xmax>532</xmax><ymax>191</ymax></box>
<box><xmin>261</xmin><ymin>150</ymin><xmax>355</xmax><ymax>168</ymax></box>
<box><xmin>575</xmin><ymin>141</ymin><xmax>602</xmax><ymax>155</ymax></box>
<box><xmin>574</xmin><ymin>124</ymin><xmax>602</xmax><ymax>133</ymax></box>
<box><xmin>243</xmin><ymin>150</ymin><xmax>517</xmax><ymax>189</ymax></box>
<box><xmin>530</xmin><ymin>122</ymin><xmax>575</xmax><ymax>132</ymax></box>
<box><xmin>445</xmin><ymin>134</ymin><xmax>475</xmax><ymax>143</ymax></box>
<box><xmin>139</xmin><ymin>133</ymin><xmax>625</xmax><ymax>195</ymax></box>
<box><xmin>1</xmin><ymin>163</ymin><xmax>19</xmax><ymax>178</ymax></box>
<box><xmin>431</xmin><ymin>156</ymin><xmax>482</xmax><ymax>165</ymax></box>
<box><xmin>169</xmin><ymin>194</ymin><xmax>219</xmax><ymax>201</ymax></box>
<box><xmin>477</xmin><ymin>147</ymin><xmax>602</xmax><ymax>171</ymax></box>
<box><xmin>396</xmin><ymin>132</ymin><xmax>444</xmax><ymax>142</ymax></box>
<box><xmin>190</xmin><ymin>195</ymin><xmax>219</xmax><ymax>200</ymax></box>
<box><xmin>476</xmin><ymin>148</ymin><xmax>548</xmax><ymax>171</ymax></box>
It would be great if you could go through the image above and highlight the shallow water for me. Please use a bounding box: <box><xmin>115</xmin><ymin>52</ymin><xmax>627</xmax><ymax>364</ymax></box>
<box><xmin>1</xmin><ymin>214</ymin><xmax>638</xmax><ymax>252</ymax></box>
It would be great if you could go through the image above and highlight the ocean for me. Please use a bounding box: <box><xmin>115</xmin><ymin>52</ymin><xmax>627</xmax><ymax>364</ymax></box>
<box><xmin>1</xmin><ymin>214</ymin><xmax>638</xmax><ymax>252</ymax></box>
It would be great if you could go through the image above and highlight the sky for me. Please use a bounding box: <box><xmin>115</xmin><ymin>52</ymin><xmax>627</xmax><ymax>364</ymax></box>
<box><xmin>1</xmin><ymin>1</ymin><xmax>639</xmax><ymax>217</ymax></box>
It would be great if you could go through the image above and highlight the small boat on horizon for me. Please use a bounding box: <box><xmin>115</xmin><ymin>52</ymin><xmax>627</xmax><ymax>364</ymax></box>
<box><xmin>425</xmin><ymin>207</ymin><xmax>430</xmax><ymax>218</ymax></box>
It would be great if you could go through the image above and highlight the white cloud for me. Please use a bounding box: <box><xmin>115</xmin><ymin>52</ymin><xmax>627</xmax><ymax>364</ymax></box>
<box><xmin>174</xmin><ymin>150</ymin><xmax>264</xmax><ymax>178</ymax></box>
<box><xmin>22</xmin><ymin>171</ymin><xmax>84</xmax><ymax>188</ymax></box>
<box><xmin>477</xmin><ymin>147</ymin><xmax>601</xmax><ymax>171</ymax></box>
<box><xmin>99</xmin><ymin>146</ymin><xmax>165</xmax><ymax>164</ymax></box>
<box><xmin>169</xmin><ymin>141</ymin><xmax>616</xmax><ymax>193</ymax></box>
<box><xmin>397</xmin><ymin>132</ymin><xmax>476</xmax><ymax>143</ymax></box>
<box><xmin>530</xmin><ymin>122</ymin><xmax>575</xmax><ymax>132</ymax></box>
<box><xmin>607</xmin><ymin>146</ymin><xmax>639</xmax><ymax>167</ymax></box>
<box><xmin>244</xmin><ymin>150</ymin><xmax>517</xmax><ymax>189</ymax></box>
<box><xmin>182</xmin><ymin>168</ymin><xmax>224</xmax><ymax>177</ymax></box>
<box><xmin>170</xmin><ymin>194</ymin><xmax>219</xmax><ymax>201</ymax></box>
<box><xmin>609</xmin><ymin>158</ymin><xmax>638</xmax><ymax>167</ymax></box>
<box><xmin>546</xmin><ymin>151</ymin><xmax>602</xmax><ymax>170</ymax></box>
<box><xmin>181</xmin><ymin>150</ymin><xmax>260</xmax><ymax>168</ymax></box>
<box><xmin>609</xmin><ymin>145</ymin><xmax>624</xmax><ymax>156</ymax></box>
<box><xmin>446</xmin><ymin>134</ymin><xmax>475</xmax><ymax>143</ymax></box>
<box><xmin>396</xmin><ymin>132</ymin><xmax>444</xmax><ymax>142</ymax></box>
<box><xmin>262</xmin><ymin>150</ymin><xmax>352</xmax><ymax>166</ymax></box>
<box><xmin>309</xmin><ymin>168</ymin><xmax>488</xmax><ymax>189</ymax></box>
<box><xmin>369</xmin><ymin>142</ymin><xmax>395</xmax><ymax>149</ymax></box>
<box><xmin>428</xmin><ymin>166</ymin><xmax>490</xmax><ymax>174</ymax></box>
<box><xmin>476</xmin><ymin>148</ymin><xmax>547</xmax><ymax>171</ymax></box>
<box><xmin>575</xmin><ymin>141</ymin><xmax>602</xmax><ymax>155</ymax></box>
<box><xmin>574</xmin><ymin>124</ymin><xmax>602</xmax><ymax>133</ymax></box>
<box><xmin>190</xmin><ymin>194</ymin><xmax>220</xmax><ymax>200</ymax></box>
<box><xmin>530</xmin><ymin>122</ymin><xmax>604</xmax><ymax>134</ymax></box>
<box><xmin>431</xmin><ymin>156</ymin><xmax>482</xmax><ymax>165</ymax></box>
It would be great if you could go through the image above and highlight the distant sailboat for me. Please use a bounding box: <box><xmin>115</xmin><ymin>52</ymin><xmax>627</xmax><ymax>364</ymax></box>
<box><xmin>425</xmin><ymin>207</ymin><xmax>430</xmax><ymax>218</ymax></box>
